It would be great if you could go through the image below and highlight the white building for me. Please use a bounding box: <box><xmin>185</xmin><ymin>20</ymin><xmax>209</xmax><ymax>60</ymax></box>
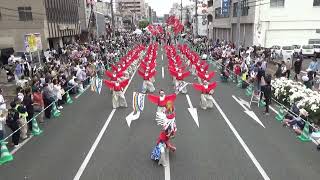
<box><xmin>208</xmin><ymin>0</ymin><xmax>320</xmax><ymax>47</ymax></box>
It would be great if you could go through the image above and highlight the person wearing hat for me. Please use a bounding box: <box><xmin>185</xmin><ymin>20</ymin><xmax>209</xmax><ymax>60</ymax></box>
<box><xmin>15</xmin><ymin>97</ymin><xmax>28</xmax><ymax>140</ymax></box>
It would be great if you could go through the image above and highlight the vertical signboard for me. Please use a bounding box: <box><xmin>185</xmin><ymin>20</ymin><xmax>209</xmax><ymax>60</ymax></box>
<box><xmin>221</xmin><ymin>0</ymin><xmax>230</xmax><ymax>16</ymax></box>
<box><xmin>25</xmin><ymin>33</ymin><xmax>42</xmax><ymax>52</ymax></box>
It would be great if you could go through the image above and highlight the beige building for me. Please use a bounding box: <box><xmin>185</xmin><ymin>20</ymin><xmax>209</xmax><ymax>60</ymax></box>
<box><xmin>116</xmin><ymin>0</ymin><xmax>146</xmax><ymax>21</ymax></box>
<box><xmin>0</xmin><ymin>0</ymin><xmax>80</xmax><ymax>52</ymax></box>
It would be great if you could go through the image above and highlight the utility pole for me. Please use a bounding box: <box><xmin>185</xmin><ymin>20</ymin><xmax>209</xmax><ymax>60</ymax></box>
<box><xmin>180</xmin><ymin>0</ymin><xmax>183</xmax><ymax>22</ymax></box>
<box><xmin>194</xmin><ymin>0</ymin><xmax>198</xmax><ymax>37</ymax></box>
<box><xmin>110</xmin><ymin>0</ymin><xmax>115</xmax><ymax>30</ymax></box>
<box><xmin>236</xmin><ymin>0</ymin><xmax>242</xmax><ymax>51</ymax></box>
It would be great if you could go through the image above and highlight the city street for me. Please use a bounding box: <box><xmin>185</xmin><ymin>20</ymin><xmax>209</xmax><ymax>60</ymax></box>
<box><xmin>1</xmin><ymin>46</ymin><xmax>320</xmax><ymax>180</ymax></box>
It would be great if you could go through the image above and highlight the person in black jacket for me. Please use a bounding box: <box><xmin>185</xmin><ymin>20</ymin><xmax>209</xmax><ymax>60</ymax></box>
<box><xmin>6</xmin><ymin>102</ymin><xmax>21</xmax><ymax>147</ymax></box>
<box><xmin>294</xmin><ymin>58</ymin><xmax>302</xmax><ymax>81</ymax></box>
<box><xmin>263</xmin><ymin>76</ymin><xmax>272</xmax><ymax>115</ymax></box>
<box><xmin>23</xmin><ymin>87</ymin><xmax>34</xmax><ymax>131</ymax></box>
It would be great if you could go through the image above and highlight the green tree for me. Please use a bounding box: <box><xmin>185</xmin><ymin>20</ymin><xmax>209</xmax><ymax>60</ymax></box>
<box><xmin>138</xmin><ymin>20</ymin><xmax>149</xmax><ymax>29</ymax></box>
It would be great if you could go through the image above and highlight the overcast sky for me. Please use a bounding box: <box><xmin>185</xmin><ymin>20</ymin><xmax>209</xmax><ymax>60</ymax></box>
<box><xmin>146</xmin><ymin>0</ymin><xmax>194</xmax><ymax>16</ymax></box>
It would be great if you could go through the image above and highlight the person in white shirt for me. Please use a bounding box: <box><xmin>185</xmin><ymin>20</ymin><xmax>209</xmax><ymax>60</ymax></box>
<box><xmin>0</xmin><ymin>88</ymin><xmax>6</xmax><ymax>114</ymax></box>
<box><xmin>0</xmin><ymin>110</ymin><xmax>6</xmax><ymax>141</ymax></box>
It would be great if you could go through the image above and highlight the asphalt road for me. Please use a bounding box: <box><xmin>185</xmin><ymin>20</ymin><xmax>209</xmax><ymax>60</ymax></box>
<box><xmin>1</xmin><ymin>45</ymin><xmax>320</xmax><ymax>180</ymax></box>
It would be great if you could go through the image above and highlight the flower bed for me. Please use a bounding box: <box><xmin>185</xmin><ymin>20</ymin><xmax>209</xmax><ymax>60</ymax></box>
<box><xmin>272</xmin><ymin>78</ymin><xmax>320</xmax><ymax>123</ymax></box>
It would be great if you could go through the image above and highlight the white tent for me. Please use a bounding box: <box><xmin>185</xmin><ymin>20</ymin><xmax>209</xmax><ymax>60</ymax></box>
<box><xmin>133</xmin><ymin>29</ymin><xmax>143</xmax><ymax>35</ymax></box>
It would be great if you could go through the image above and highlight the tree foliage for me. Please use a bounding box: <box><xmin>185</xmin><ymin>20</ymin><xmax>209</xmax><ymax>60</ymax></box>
<box><xmin>138</xmin><ymin>20</ymin><xmax>149</xmax><ymax>29</ymax></box>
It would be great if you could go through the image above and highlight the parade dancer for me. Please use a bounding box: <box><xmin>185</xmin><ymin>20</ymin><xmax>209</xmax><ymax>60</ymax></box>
<box><xmin>197</xmin><ymin>70</ymin><xmax>215</xmax><ymax>83</ymax></box>
<box><xmin>148</xmin><ymin>90</ymin><xmax>177</xmax><ymax>113</ymax></box>
<box><xmin>105</xmin><ymin>70</ymin><xmax>123</xmax><ymax>82</ymax></box>
<box><xmin>170</xmin><ymin>69</ymin><xmax>190</xmax><ymax>94</ymax></box>
<box><xmin>151</xmin><ymin>101</ymin><xmax>177</xmax><ymax>166</ymax></box>
<box><xmin>155</xmin><ymin>101</ymin><xmax>177</xmax><ymax>151</ymax></box>
<box><xmin>104</xmin><ymin>79</ymin><xmax>129</xmax><ymax>109</ymax></box>
<box><xmin>192</xmin><ymin>81</ymin><xmax>217</xmax><ymax>110</ymax></box>
<box><xmin>138</xmin><ymin>69</ymin><xmax>156</xmax><ymax>93</ymax></box>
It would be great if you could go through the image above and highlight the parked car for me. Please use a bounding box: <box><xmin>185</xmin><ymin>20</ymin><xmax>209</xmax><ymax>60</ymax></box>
<box><xmin>281</xmin><ymin>45</ymin><xmax>294</xmax><ymax>60</ymax></box>
<box><xmin>301</xmin><ymin>45</ymin><xmax>315</xmax><ymax>58</ymax></box>
<box><xmin>314</xmin><ymin>44</ymin><xmax>320</xmax><ymax>57</ymax></box>
<box><xmin>293</xmin><ymin>45</ymin><xmax>302</xmax><ymax>58</ymax></box>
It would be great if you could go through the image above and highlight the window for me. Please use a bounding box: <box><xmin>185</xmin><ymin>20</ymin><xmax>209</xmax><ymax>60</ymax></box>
<box><xmin>18</xmin><ymin>6</ymin><xmax>33</xmax><ymax>21</ymax></box>
<box><xmin>241</xmin><ymin>0</ymin><xmax>249</xmax><ymax>16</ymax></box>
<box><xmin>314</xmin><ymin>0</ymin><xmax>320</xmax><ymax>6</ymax></box>
<box><xmin>233</xmin><ymin>2</ymin><xmax>238</xmax><ymax>17</ymax></box>
<box><xmin>215</xmin><ymin>7</ymin><xmax>229</xmax><ymax>19</ymax></box>
<box><xmin>270</xmin><ymin>0</ymin><xmax>285</xmax><ymax>7</ymax></box>
<box><xmin>233</xmin><ymin>1</ymin><xmax>248</xmax><ymax>17</ymax></box>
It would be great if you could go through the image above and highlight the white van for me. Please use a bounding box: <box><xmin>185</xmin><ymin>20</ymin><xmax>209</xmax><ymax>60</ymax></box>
<box><xmin>281</xmin><ymin>46</ymin><xmax>294</xmax><ymax>60</ymax></box>
<box><xmin>314</xmin><ymin>44</ymin><xmax>320</xmax><ymax>56</ymax></box>
<box><xmin>301</xmin><ymin>45</ymin><xmax>315</xmax><ymax>58</ymax></box>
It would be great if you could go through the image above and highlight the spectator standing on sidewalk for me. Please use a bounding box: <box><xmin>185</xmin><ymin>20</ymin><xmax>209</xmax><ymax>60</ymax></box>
<box><xmin>0</xmin><ymin>88</ymin><xmax>6</xmax><ymax>114</ymax></box>
<box><xmin>294</xmin><ymin>58</ymin><xmax>302</xmax><ymax>81</ymax></box>
<box><xmin>42</xmin><ymin>81</ymin><xmax>55</xmax><ymax>119</ymax></box>
<box><xmin>16</xmin><ymin>97</ymin><xmax>28</xmax><ymax>140</ymax></box>
<box><xmin>6</xmin><ymin>102</ymin><xmax>20</xmax><ymax>147</ymax></box>
<box><xmin>0</xmin><ymin>110</ymin><xmax>6</xmax><ymax>141</ymax></box>
<box><xmin>307</xmin><ymin>58</ymin><xmax>318</xmax><ymax>79</ymax></box>
<box><xmin>32</xmin><ymin>87</ymin><xmax>44</xmax><ymax>123</ymax></box>
<box><xmin>23</xmin><ymin>87</ymin><xmax>34</xmax><ymax>131</ymax></box>
<box><xmin>285</xmin><ymin>58</ymin><xmax>292</xmax><ymax>79</ymax></box>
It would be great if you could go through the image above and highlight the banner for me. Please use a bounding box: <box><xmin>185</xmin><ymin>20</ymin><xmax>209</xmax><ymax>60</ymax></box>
<box><xmin>132</xmin><ymin>92</ymin><xmax>146</xmax><ymax>112</ymax></box>
<box><xmin>175</xmin><ymin>81</ymin><xmax>189</xmax><ymax>93</ymax></box>
<box><xmin>25</xmin><ymin>33</ymin><xmax>42</xmax><ymax>52</ymax></box>
<box><xmin>95</xmin><ymin>77</ymin><xmax>102</xmax><ymax>94</ymax></box>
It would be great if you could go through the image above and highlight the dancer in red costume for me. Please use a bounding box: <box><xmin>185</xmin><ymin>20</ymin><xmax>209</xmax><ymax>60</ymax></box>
<box><xmin>192</xmin><ymin>81</ymin><xmax>217</xmax><ymax>110</ymax></box>
<box><xmin>138</xmin><ymin>69</ymin><xmax>156</xmax><ymax>93</ymax></box>
<box><xmin>103</xmin><ymin>79</ymin><xmax>129</xmax><ymax>108</ymax></box>
<box><xmin>148</xmin><ymin>90</ymin><xmax>177</xmax><ymax>113</ymax></box>
<box><xmin>156</xmin><ymin>101</ymin><xmax>177</xmax><ymax>152</ymax></box>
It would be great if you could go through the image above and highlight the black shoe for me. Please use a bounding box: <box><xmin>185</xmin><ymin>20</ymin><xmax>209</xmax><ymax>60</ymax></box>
<box><xmin>317</xmin><ymin>144</ymin><xmax>320</xmax><ymax>151</ymax></box>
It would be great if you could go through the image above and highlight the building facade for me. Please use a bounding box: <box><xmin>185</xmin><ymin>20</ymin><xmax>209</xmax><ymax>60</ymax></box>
<box><xmin>208</xmin><ymin>0</ymin><xmax>320</xmax><ymax>47</ymax></box>
<box><xmin>116</xmin><ymin>0</ymin><xmax>146</xmax><ymax>21</ymax></box>
<box><xmin>0</xmin><ymin>0</ymin><xmax>48</xmax><ymax>51</ymax></box>
<box><xmin>44</xmin><ymin>0</ymin><xmax>81</xmax><ymax>49</ymax></box>
<box><xmin>0</xmin><ymin>0</ymin><xmax>81</xmax><ymax>52</ymax></box>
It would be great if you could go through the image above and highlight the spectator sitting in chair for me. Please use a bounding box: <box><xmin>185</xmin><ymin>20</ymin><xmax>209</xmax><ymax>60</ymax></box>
<box><xmin>309</xmin><ymin>124</ymin><xmax>320</xmax><ymax>150</ymax></box>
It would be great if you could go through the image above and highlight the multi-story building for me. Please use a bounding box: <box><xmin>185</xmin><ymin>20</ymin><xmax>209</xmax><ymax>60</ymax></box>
<box><xmin>0</xmin><ymin>0</ymin><xmax>81</xmax><ymax>52</ymax></box>
<box><xmin>208</xmin><ymin>0</ymin><xmax>320</xmax><ymax>47</ymax></box>
<box><xmin>116</xmin><ymin>0</ymin><xmax>146</xmax><ymax>21</ymax></box>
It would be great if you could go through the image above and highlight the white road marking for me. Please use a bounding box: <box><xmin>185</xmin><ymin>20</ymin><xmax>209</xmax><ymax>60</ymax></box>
<box><xmin>232</xmin><ymin>95</ymin><xmax>265</xmax><ymax>128</ymax></box>
<box><xmin>162</xmin><ymin>54</ymin><xmax>164</xmax><ymax>61</ymax></box>
<box><xmin>162</xmin><ymin>66</ymin><xmax>164</xmax><ymax>79</ymax></box>
<box><xmin>164</xmin><ymin>149</ymin><xmax>171</xmax><ymax>180</ymax></box>
<box><xmin>186</xmin><ymin>94</ymin><xmax>199</xmax><ymax>127</ymax></box>
<box><xmin>10</xmin><ymin>135</ymin><xmax>33</xmax><ymax>155</ymax></box>
<box><xmin>212</xmin><ymin>98</ymin><xmax>270</xmax><ymax>180</ymax></box>
<box><xmin>73</xmin><ymin>109</ymin><xmax>116</xmax><ymax>180</ymax></box>
<box><xmin>73</xmin><ymin>59</ymin><xmax>140</xmax><ymax>180</ymax></box>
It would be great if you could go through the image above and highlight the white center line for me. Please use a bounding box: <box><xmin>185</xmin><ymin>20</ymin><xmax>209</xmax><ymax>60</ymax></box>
<box><xmin>164</xmin><ymin>150</ymin><xmax>171</xmax><ymax>180</ymax></box>
<box><xmin>162</xmin><ymin>66</ymin><xmax>164</xmax><ymax>79</ymax></box>
<box><xmin>73</xmin><ymin>59</ymin><xmax>140</xmax><ymax>180</ymax></box>
<box><xmin>162</xmin><ymin>54</ymin><xmax>164</xmax><ymax>61</ymax></box>
<box><xmin>212</xmin><ymin>98</ymin><xmax>270</xmax><ymax>180</ymax></box>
